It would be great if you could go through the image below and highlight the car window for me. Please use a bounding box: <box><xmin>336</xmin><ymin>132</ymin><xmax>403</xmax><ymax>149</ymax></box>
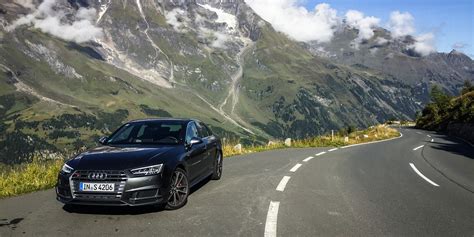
<box><xmin>196</xmin><ymin>122</ymin><xmax>209</xmax><ymax>138</ymax></box>
<box><xmin>108</xmin><ymin>124</ymin><xmax>134</xmax><ymax>143</ymax></box>
<box><xmin>108</xmin><ymin>121</ymin><xmax>185</xmax><ymax>145</ymax></box>
<box><xmin>185</xmin><ymin>122</ymin><xmax>199</xmax><ymax>143</ymax></box>
<box><xmin>203</xmin><ymin>124</ymin><xmax>213</xmax><ymax>137</ymax></box>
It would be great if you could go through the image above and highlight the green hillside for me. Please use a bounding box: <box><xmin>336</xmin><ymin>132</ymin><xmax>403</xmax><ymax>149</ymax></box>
<box><xmin>416</xmin><ymin>83</ymin><xmax>474</xmax><ymax>131</ymax></box>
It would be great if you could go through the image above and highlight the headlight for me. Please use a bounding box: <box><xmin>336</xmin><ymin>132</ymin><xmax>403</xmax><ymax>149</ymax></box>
<box><xmin>61</xmin><ymin>164</ymin><xmax>74</xmax><ymax>174</ymax></box>
<box><xmin>130</xmin><ymin>164</ymin><xmax>163</xmax><ymax>176</ymax></box>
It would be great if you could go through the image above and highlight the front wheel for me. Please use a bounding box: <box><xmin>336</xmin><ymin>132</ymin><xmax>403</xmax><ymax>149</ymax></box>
<box><xmin>211</xmin><ymin>151</ymin><xmax>223</xmax><ymax>180</ymax></box>
<box><xmin>165</xmin><ymin>168</ymin><xmax>189</xmax><ymax>210</ymax></box>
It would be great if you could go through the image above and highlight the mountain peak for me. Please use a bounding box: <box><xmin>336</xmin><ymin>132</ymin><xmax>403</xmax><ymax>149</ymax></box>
<box><xmin>449</xmin><ymin>49</ymin><xmax>465</xmax><ymax>56</ymax></box>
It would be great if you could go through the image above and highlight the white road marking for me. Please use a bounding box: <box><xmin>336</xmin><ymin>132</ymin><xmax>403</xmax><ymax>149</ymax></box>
<box><xmin>316</xmin><ymin>151</ymin><xmax>326</xmax><ymax>156</ymax></box>
<box><xmin>276</xmin><ymin>176</ymin><xmax>291</xmax><ymax>192</ymax></box>
<box><xmin>427</xmin><ymin>135</ymin><xmax>431</xmax><ymax>138</ymax></box>
<box><xmin>264</xmin><ymin>201</ymin><xmax>280</xmax><ymax>237</ymax></box>
<box><xmin>328</xmin><ymin>148</ymin><xmax>338</xmax><ymax>152</ymax></box>
<box><xmin>409</xmin><ymin>163</ymin><xmax>440</xmax><ymax>187</ymax></box>
<box><xmin>416</xmin><ymin>132</ymin><xmax>423</xmax><ymax>135</ymax></box>
<box><xmin>303</xmin><ymin>156</ymin><xmax>314</xmax><ymax>162</ymax></box>
<box><xmin>341</xmin><ymin>133</ymin><xmax>403</xmax><ymax>149</ymax></box>
<box><xmin>290</xmin><ymin>163</ymin><xmax>302</xmax><ymax>172</ymax></box>
<box><xmin>431</xmin><ymin>139</ymin><xmax>434</xmax><ymax>142</ymax></box>
<box><xmin>413</xmin><ymin>145</ymin><xmax>424</xmax><ymax>151</ymax></box>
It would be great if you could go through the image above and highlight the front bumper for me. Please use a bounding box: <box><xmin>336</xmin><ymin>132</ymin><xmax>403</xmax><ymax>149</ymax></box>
<box><xmin>56</xmin><ymin>170</ymin><xmax>168</xmax><ymax>206</ymax></box>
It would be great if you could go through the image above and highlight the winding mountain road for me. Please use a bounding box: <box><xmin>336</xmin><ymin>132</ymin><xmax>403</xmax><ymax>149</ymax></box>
<box><xmin>1</xmin><ymin>128</ymin><xmax>473</xmax><ymax>236</ymax></box>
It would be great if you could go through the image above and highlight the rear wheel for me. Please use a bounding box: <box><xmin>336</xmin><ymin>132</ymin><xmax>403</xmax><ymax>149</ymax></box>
<box><xmin>211</xmin><ymin>151</ymin><xmax>223</xmax><ymax>180</ymax></box>
<box><xmin>165</xmin><ymin>168</ymin><xmax>189</xmax><ymax>210</ymax></box>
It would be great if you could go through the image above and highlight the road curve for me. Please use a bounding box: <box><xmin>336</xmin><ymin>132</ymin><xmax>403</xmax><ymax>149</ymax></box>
<box><xmin>1</xmin><ymin>128</ymin><xmax>473</xmax><ymax>236</ymax></box>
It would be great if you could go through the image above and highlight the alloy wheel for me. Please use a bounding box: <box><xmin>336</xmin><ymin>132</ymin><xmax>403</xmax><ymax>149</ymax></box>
<box><xmin>166</xmin><ymin>169</ymin><xmax>189</xmax><ymax>209</ymax></box>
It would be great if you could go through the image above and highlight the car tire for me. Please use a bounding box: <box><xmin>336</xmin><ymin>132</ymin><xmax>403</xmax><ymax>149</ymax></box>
<box><xmin>165</xmin><ymin>168</ymin><xmax>189</xmax><ymax>210</ymax></box>
<box><xmin>211</xmin><ymin>151</ymin><xmax>223</xmax><ymax>180</ymax></box>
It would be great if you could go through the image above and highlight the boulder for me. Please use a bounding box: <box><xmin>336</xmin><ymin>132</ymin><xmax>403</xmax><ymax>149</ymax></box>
<box><xmin>233</xmin><ymin>144</ymin><xmax>242</xmax><ymax>153</ymax></box>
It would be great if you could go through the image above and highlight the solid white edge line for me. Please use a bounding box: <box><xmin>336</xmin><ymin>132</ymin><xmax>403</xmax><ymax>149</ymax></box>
<box><xmin>303</xmin><ymin>156</ymin><xmax>314</xmax><ymax>162</ymax></box>
<box><xmin>276</xmin><ymin>176</ymin><xmax>291</xmax><ymax>192</ymax></box>
<box><xmin>409</xmin><ymin>163</ymin><xmax>440</xmax><ymax>187</ymax></box>
<box><xmin>264</xmin><ymin>201</ymin><xmax>280</xmax><ymax>237</ymax></box>
<box><xmin>413</xmin><ymin>145</ymin><xmax>424</xmax><ymax>151</ymax></box>
<box><xmin>341</xmin><ymin>132</ymin><xmax>403</xmax><ymax>149</ymax></box>
<box><xmin>316</xmin><ymin>151</ymin><xmax>326</xmax><ymax>156</ymax></box>
<box><xmin>328</xmin><ymin>148</ymin><xmax>338</xmax><ymax>152</ymax></box>
<box><xmin>289</xmin><ymin>163</ymin><xmax>302</xmax><ymax>172</ymax></box>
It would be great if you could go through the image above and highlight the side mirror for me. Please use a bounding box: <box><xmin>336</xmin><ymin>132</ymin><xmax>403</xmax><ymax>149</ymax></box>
<box><xmin>98</xmin><ymin>136</ymin><xmax>108</xmax><ymax>145</ymax></box>
<box><xmin>188</xmin><ymin>137</ymin><xmax>203</xmax><ymax>148</ymax></box>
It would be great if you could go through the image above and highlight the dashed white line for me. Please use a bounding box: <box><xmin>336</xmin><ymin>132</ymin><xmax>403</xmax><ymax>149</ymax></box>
<box><xmin>264</xmin><ymin>201</ymin><xmax>280</xmax><ymax>237</ymax></box>
<box><xmin>430</xmin><ymin>139</ymin><xmax>434</xmax><ymax>142</ymax></box>
<box><xmin>328</xmin><ymin>148</ymin><xmax>338</xmax><ymax>152</ymax></box>
<box><xmin>316</xmin><ymin>151</ymin><xmax>326</xmax><ymax>156</ymax></box>
<box><xmin>409</xmin><ymin>163</ymin><xmax>440</xmax><ymax>187</ymax></box>
<box><xmin>427</xmin><ymin>135</ymin><xmax>431</xmax><ymax>138</ymax></box>
<box><xmin>413</xmin><ymin>145</ymin><xmax>424</xmax><ymax>151</ymax></box>
<box><xmin>303</xmin><ymin>156</ymin><xmax>314</xmax><ymax>162</ymax></box>
<box><xmin>276</xmin><ymin>176</ymin><xmax>291</xmax><ymax>192</ymax></box>
<box><xmin>289</xmin><ymin>163</ymin><xmax>302</xmax><ymax>172</ymax></box>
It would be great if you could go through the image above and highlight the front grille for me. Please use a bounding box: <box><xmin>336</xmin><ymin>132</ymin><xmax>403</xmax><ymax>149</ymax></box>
<box><xmin>70</xmin><ymin>170</ymin><xmax>127</xmax><ymax>201</ymax></box>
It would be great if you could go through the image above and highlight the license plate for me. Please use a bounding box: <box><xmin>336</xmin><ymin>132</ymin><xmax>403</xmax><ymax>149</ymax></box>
<box><xmin>79</xmin><ymin>182</ymin><xmax>115</xmax><ymax>192</ymax></box>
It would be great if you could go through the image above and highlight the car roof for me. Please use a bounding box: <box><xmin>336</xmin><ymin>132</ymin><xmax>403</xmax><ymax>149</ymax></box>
<box><xmin>128</xmin><ymin>118</ymin><xmax>196</xmax><ymax>123</ymax></box>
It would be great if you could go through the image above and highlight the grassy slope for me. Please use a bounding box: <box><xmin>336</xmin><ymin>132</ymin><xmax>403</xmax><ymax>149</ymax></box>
<box><xmin>416</xmin><ymin>91</ymin><xmax>474</xmax><ymax>130</ymax></box>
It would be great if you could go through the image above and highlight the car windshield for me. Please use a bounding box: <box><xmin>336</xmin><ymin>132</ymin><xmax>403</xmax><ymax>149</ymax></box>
<box><xmin>107</xmin><ymin>121</ymin><xmax>185</xmax><ymax>145</ymax></box>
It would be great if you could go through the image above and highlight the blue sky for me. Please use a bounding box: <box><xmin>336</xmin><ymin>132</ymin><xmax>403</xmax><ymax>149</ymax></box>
<box><xmin>303</xmin><ymin>0</ymin><xmax>474</xmax><ymax>57</ymax></box>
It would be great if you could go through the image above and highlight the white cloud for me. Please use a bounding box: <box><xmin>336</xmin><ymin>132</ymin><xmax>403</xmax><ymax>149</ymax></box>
<box><xmin>245</xmin><ymin>0</ymin><xmax>339</xmax><ymax>42</ymax></box>
<box><xmin>198</xmin><ymin>27</ymin><xmax>231</xmax><ymax>49</ymax></box>
<box><xmin>409</xmin><ymin>33</ymin><xmax>435</xmax><ymax>56</ymax></box>
<box><xmin>165</xmin><ymin>8</ymin><xmax>187</xmax><ymax>31</ymax></box>
<box><xmin>452</xmin><ymin>42</ymin><xmax>469</xmax><ymax>50</ymax></box>
<box><xmin>345</xmin><ymin>10</ymin><xmax>380</xmax><ymax>47</ymax></box>
<box><xmin>76</xmin><ymin>8</ymin><xmax>97</xmax><ymax>21</ymax></box>
<box><xmin>7</xmin><ymin>0</ymin><xmax>103</xmax><ymax>43</ymax></box>
<box><xmin>388</xmin><ymin>10</ymin><xmax>436</xmax><ymax>56</ymax></box>
<box><xmin>388</xmin><ymin>11</ymin><xmax>415</xmax><ymax>38</ymax></box>
<box><xmin>374</xmin><ymin>37</ymin><xmax>389</xmax><ymax>45</ymax></box>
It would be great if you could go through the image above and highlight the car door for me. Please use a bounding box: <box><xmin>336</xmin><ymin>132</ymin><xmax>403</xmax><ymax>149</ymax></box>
<box><xmin>196</xmin><ymin>122</ymin><xmax>217</xmax><ymax>173</ymax></box>
<box><xmin>184</xmin><ymin>122</ymin><xmax>207</xmax><ymax>182</ymax></box>
<box><xmin>196</xmin><ymin>122</ymin><xmax>213</xmax><ymax>174</ymax></box>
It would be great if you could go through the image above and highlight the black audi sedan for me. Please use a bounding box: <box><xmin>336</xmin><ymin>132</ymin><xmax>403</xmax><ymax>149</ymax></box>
<box><xmin>56</xmin><ymin>118</ymin><xmax>223</xmax><ymax>210</ymax></box>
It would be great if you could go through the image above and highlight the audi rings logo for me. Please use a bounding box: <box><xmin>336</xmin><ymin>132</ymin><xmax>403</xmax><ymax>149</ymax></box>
<box><xmin>88</xmin><ymin>172</ymin><xmax>107</xmax><ymax>180</ymax></box>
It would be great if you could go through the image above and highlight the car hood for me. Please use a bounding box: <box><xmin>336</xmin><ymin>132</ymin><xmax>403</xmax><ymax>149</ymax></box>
<box><xmin>69</xmin><ymin>145</ymin><xmax>176</xmax><ymax>170</ymax></box>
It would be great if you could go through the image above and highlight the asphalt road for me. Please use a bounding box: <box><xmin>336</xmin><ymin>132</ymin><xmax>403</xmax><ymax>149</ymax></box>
<box><xmin>1</xmin><ymin>128</ymin><xmax>473</xmax><ymax>236</ymax></box>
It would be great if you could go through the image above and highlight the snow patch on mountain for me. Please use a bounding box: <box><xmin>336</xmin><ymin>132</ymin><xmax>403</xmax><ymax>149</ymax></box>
<box><xmin>197</xmin><ymin>3</ymin><xmax>237</xmax><ymax>31</ymax></box>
